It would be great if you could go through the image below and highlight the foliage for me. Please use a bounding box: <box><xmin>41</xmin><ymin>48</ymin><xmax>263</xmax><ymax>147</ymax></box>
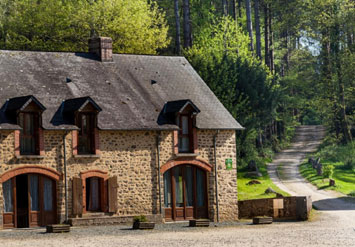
<box><xmin>323</xmin><ymin>165</ymin><xmax>334</xmax><ymax>179</ymax></box>
<box><xmin>0</xmin><ymin>0</ymin><xmax>170</xmax><ymax>54</ymax></box>
<box><xmin>133</xmin><ymin>215</ymin><xmax>148</xmax><ymax>223</ymax></box>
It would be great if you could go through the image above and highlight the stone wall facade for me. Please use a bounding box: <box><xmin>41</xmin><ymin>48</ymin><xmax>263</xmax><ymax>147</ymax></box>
<box><xmin>0</xmin><ymin>129</ymin><xmax>238</xmax><ymax>228</ymax></box>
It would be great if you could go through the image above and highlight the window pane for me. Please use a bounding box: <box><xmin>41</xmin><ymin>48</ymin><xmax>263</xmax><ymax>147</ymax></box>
<box><xmin>43</xmin><ymin>177</ymin><xmax>53</xmax><ymax>211</ymax></box>
<box><xmin>196</xmin><ymin>169</ymin><xmax>205</xmax><ymax>207</ymax></box>
<box><xmin>174</xmin><ymin>167</ymin><xmax>184</xmax><ymax>207</ymax></box>
<box><xmin>3</xmin><ymin>179</ymin><xmax>13</xmax><ymax>213</ymax></box>
<box><xmin>185</xmin><ymin>166</ymin><xmax>193</xmax><ymax>206</ymax></box>
<box><xmin>181</xmin><ymin>116</ymin><xmax>189</xmax><ymax>135</ymax></box>
<box><xmin>29</xmin><ymin>175</ymin><xmax>39</xmax><ymax>211</ymax></box>
<box><xmin>88</xmin><ymin>177</ymin><xmax>100</xmax><ymax>211</ymax></box>
<box><xmin>163</xmin><ymin>170</ymin><xmax>172</xmax><ymax>208</ymax></box>
<box><xmin>179</xmin><ymin>137</ymin><xmax>190</xmax><ymax>152</ymax></box>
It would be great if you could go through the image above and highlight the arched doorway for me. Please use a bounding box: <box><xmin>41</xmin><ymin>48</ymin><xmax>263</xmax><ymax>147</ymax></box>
<box><xmin>163</xmin><ymin>165</ymin><xmax>208</xmax><ymax>221</ymax></box>
<box><xmin>1</xmin><ymin>166</ymin><xmax>60</xmax><ymax>228</ymax></box>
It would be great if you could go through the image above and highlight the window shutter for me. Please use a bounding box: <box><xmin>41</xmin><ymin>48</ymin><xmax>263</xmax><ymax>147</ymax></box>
<box><xmin>38</xmin><ymin>128</ymin><xmax>45</xmax><ymax>156</ymax></box>
<box><xmin>108</xmin><ymin>176</ymin><xmax>118</xmax><ymax>213</ymax></box>
<box><xmin>14</xmin><ymin>130</ymin><xmax>20</xmax><ymax>157</ymax></box>
<box><xmin>94</xmin><ymin>128</ymin><xmax>100</xmax><ymax>155</ymax></box>
<box><xmin>72</xmin><ymin>177</ymin><xmax>83</xmax><ymax>216</ymax></box>
<box><xmin>72</xmin><ymin>130</ymin><xmax>78</xmax><ymax>156</ymax></box>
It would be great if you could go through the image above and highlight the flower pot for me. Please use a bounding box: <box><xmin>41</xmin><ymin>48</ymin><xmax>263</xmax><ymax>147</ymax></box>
<box><xmin>133</xmin><ymin>221</ymin><xmax>155</xmax><ymax>230</ymax></box>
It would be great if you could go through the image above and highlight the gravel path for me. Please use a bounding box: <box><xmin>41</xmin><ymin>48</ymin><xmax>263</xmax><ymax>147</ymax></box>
<box><xmin>268</xmin><ymin>125</ymin><xmax>355</xmax><ymax>226</ymax></box>
<box><xmin>1</xmin><ymin>125</ymin><xmax>354</xmax><ymax>246</ymax></box>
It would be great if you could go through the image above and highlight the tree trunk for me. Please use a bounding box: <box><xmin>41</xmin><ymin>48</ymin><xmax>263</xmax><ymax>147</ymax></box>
<box><xmin>254</xmin><ymin>0</ymin><xmax>261</xmax><ymax>59</ymax></box>
<box><xmin>264</xmin><ymin>3</ymin><xmax>270</xmax><ymax>68</ymax></box>
<box><xmin>245</xmin><ymin>0</ymin><xmax>254</xmax><ymax>51</ymax></box>
<box><xmin>268</xmin><ymin>7</ymin><xmax>274</xmax><ymax>73</ymax></box>
<box><xmin>174</xmin><ymin>0</ymin><xmax>181</xmax><ymax>55</ymax></box>
<box><xmin>222</xmin><ymin>0</ymin><xmax>228</xmax><ymax>16</ymax></box>
<box><xmin>334</xmin><ymin>23</ymin><xmax>352</xmax><ymax>143</ymax></box>
<box><xmin>232</xmin><ymin>0</ymin><xmax>237</xmax><ymax>23</ymax></box>
<box><xmin>183</xmin><ymin>0</ymin><xmax>192</xmax><ymax>48</ymax></box>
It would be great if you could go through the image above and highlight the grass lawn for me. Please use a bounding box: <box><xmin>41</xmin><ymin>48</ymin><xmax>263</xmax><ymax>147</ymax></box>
<box><xmin>299</xmin><ymin>142</ymin><xmax>355</xmax><ymax>196</ymax></box>
<box><xmin>238</xmin><ymin>159</ymin><xmax>290</xmax><ymax>201</ymax></box>
<box><xmin>299</xmin><ymin>161</ymin><xmax>355</xmax><ymax>196</ymax></box>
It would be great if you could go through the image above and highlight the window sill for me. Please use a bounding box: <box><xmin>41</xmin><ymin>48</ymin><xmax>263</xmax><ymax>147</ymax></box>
<box><xmin>73</xmin><ymin>154</ymin><xmax>100</xmax><ymax>158</ymax></box>
<box><xmin>174</xmin><ymin>153</ymin><xmax>199</xmax><ymax>158</ymax></box>
<box><xmin>16</xmin><ymin>155</ymin><xmax>45</xmax><ymax>159</ymax></box>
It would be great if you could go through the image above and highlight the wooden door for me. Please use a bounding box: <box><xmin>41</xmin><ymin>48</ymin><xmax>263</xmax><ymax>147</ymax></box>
<box><xmin>41</xmin><ymin>176</ymin><xmax>56</xmax><ymax>226</ymax></box>
<box><xmin>28</xmin><ymin>175</ymin><xmax>40</xmax><ymax>227</ymax></box>
<box><xmin>2</xmin><ymin>178</ymin><xmax>16</xmax><ymax>228</ymax></box>
<box><xmin>163</xmin><ymin>165</ymin><xmax>208</xmax><ymax>221</ymax></box>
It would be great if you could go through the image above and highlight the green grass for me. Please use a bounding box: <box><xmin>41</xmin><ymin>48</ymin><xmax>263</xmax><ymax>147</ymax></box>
<box><xmin>299</xmin><ymin>142</ymin><xmax>355</xmax><ymax>196</ymax></box>
<box><xmin>238</xmin><ymin>158</ymin><xmax>290</xmax><ymax>201</ymax></box>
<box><xmin>300</xmin><ymin>161</ymin><xmax>355</xmax><ymax>195</ymax></box>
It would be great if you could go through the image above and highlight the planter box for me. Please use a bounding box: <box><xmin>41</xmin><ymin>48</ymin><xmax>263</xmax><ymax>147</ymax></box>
<box><xmin>189</xmin><ymin>219</ymin><xmax>210</xmax><ymax>227</ymax></box>
<box><xmin>46</xmin><ymin>224</ymin><xmax>71</xmax><ymax>233</ymax></box>
<box><xmin>133</xmin><ymin>221</ymin><xmax>155</xmax><ymax>230</ymax></box>
<box><xmin>252</xmin><ymin>217</ymin><xmax>273</xmax><ymax>225</ymax></box>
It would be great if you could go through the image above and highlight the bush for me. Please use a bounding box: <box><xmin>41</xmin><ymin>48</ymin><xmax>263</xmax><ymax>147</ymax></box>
<box><xmin>348</xmin><ymin>191</ymin><xmax>355</xmax><ymax>197</ymax></box>
<box><xmin>133</xmin><ymin>215</ymin><xmax>147</xmax><ymax>223</ymax></box>
<box><xmin>323</xmin><ymin>165</ymin><xmax>334</xmax><ymax>179</ymax></box>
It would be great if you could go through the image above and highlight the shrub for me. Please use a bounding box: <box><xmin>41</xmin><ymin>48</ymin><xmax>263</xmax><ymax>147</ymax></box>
<box><xmin>133</xmin><ymin>215</ymin><xmax>148</xmax><ymax>223</ymax></box>
<box><xmin>323</xmin><ymin>165</ymin><xmax>334</xmax><ymax>179</ymax></box>
<box><xmin>348</xmin><ymin>191</ymin><xmax>355</xmax><ymax>197</ymax></box>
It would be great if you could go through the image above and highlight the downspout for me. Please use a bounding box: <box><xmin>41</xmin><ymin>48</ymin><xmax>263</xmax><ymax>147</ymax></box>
<box><xmin>214</xmin><ymin>130</ymin><xmax>220</xmax><ymax>223</ymax></box>
<box><xmin>63</xmin><ymin>131</ymin><xmax>69</xmax><ymax>223</ymax></box>
<box><xmin>156</xmin><ymin>131</ymin><xmax>162</xmax><ymax>215</ymax></box>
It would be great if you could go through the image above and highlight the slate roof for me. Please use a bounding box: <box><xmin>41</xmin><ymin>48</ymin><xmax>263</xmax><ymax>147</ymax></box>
<box><xmin>0</xmin><ymin>50</ymin><xmax>243</xmax><ymax>130</ymax></box>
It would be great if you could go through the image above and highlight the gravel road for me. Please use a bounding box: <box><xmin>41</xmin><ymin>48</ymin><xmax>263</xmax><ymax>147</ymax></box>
<box><xmin>1</xmin><ymin>125</ymin><xmax>354</xmax><ymax>247</ymax></box>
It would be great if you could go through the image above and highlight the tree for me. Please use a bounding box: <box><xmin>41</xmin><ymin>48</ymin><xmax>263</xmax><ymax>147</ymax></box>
<box><xmin>245</xmin><ymin>0</ymin><xmax>254</xmax><ymax>51</ymax></box>
<box><xmin>174</xmin><ymin>0</ymin><xmax>181</xmax><ymax>54</ymax></box>
<box><xmin>254</xmin><ymin>0</ymin><xmax>262</xmax><ymax>59</ymax></box>
<box><xmin>183</xmin><ymin>0</ymin><xmax>192</xmax><ymax>48</ymax></box>
<box><xmin>0</xmin><ymin>0</ymin><xmax>170</xmax><ymax>54</ymax></box>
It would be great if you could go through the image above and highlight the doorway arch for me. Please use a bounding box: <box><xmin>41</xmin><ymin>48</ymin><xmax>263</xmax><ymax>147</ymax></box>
<box><xmin>1</xmin><ymin>166</ymin><xmax>60</xmax><ymax>228</ymax></box>
<box><xmin>162</xmin><ymin>163</ymin><xmax>209</xmax><ymax>221</ymax></box>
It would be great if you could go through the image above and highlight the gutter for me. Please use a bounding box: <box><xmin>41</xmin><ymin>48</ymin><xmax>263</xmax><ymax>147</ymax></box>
<box><xmin>213</xmin><ymin>130</ymin><xmax>220</xmax><ymax>223</ymax></box>
<box><xmin>156</xmin><ymin>131</ymin><xmax>162</xmax><ymax>215</ymax></box>
<box><xmin>63</xmin><ymin>131</ymin><xmax>69</xmax><ymax>223</ymax></box>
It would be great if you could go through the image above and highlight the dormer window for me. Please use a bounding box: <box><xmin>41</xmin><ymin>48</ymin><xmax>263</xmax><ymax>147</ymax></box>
<box><xmin>63</xmin><ymin>97</ymin><xmax>102</xmax><ymax>156</ymax></box>
<box><xmin>77</xmin><ymin>113</ymin><xmax>96</xmax><ymax>154</ymax></box>
<box><xmin>162</xmin><ymin>100</ymin><xmax>200</xmax><ymax>154</ymax></box>
<box><xmin>19</xmin><ymin>112</ymin><xmax>39</xmax><ymax>155</ymax></box>
<box><xmin>4</xmin><ymin>95</ymin><xmax>46</xmax><ymax>156</ymax></box>
<box><xmin>177</xmin><ymin>114</ymin><xmax>193</xmax><ymax>153</ymax></box>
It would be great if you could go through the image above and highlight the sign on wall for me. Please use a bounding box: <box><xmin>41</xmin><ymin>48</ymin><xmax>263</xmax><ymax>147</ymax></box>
<box><xmin>225</xmin><ymin>158</ymin><xmax>233</xmax><ymax>170</ymax></box>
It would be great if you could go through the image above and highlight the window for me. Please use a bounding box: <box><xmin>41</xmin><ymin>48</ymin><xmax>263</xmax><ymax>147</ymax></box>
<box><xmin>19</xmin><ymin>112</ymin><xmax>39</xmax><ymax>155</ymax></box>
<box><xmin>177</xmin><ymin>114</ymin><xmax>193</xmax><ymax>153</ymax></box>
<box><xmin>77</xmin><ymin>113</ymin><xmax>96</xmax><ymax>154</ymax></box>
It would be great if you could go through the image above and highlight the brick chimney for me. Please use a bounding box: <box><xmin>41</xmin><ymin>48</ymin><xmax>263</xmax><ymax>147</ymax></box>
<box><xmin>88</xmin><ymin>37</ymin><xmax>113</xmax><ymax>62</ymax></box>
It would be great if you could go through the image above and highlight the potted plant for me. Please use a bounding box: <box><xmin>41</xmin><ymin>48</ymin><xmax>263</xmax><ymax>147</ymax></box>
<box><xmin>132</xmin><ymin>215</ymin><xmax>155</xmax><ymax>230</ymax></box>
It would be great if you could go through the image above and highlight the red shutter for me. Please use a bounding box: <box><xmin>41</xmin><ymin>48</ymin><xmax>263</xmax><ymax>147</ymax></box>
<box><xmin>14</xmin><ymin>130</ymin><xmax>20</xmax><ymax>157</ymax></box>
<box><xmin>38</xmin><ymin>128</ymin><xmax>45</xmax><ymax>156</ymax></box>
<box><xmin>72</xmin><ymin>130</ymin><xmax>78</xmax><ymax>156</ymax></box>
<box><xmin>94</xmin><ymin>128</ymin><xmax>100</xmax><ymax>155</ymax></box>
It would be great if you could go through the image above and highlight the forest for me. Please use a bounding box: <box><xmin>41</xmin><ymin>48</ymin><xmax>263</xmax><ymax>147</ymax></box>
<box><xmin>0</xmin><ymin>0</ymin><xmax>354</xmax><ymax>167</ymax></box>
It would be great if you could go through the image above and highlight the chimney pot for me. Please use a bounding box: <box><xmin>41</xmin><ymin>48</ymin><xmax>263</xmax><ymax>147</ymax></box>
<box><xmin>89</xmin><ymin>37</ymin><xmax>113</xmax><ymax>62</ymax></box>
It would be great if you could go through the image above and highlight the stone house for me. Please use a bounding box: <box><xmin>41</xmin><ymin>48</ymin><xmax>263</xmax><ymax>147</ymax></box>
<box><xmin>0</xmin><ymin>37</ymin><xmax>243</xmax><ymax>229</ymax></box>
